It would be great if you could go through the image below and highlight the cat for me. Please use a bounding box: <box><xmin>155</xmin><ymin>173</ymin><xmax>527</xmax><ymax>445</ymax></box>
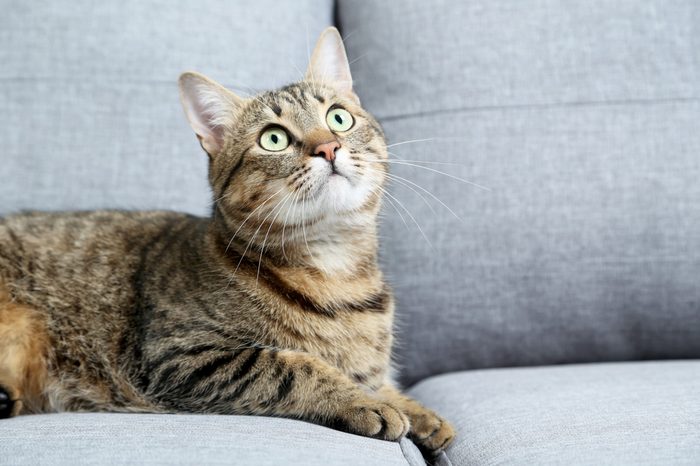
<box><xmin>0</xmin><ymin>27</ymin><xmax>454</xmax><ymax>457</ymax></box>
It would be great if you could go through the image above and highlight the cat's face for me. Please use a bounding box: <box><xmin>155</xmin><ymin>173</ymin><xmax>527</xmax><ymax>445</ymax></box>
<box><xmin>179</xmin><ymin>28</ymin><xmax>387</xmax><ymax>232</ymax></box>
<box><xmin>215</xmin><ymin>81</ymin><xmax>386</xmax><ymax>221</ymax></box>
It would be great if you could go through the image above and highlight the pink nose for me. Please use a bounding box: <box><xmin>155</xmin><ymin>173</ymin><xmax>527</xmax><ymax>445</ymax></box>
<box><xmin>313</xmin><ymin>141</ymin><xmax>340</xmax><ymax>162</ymax></box>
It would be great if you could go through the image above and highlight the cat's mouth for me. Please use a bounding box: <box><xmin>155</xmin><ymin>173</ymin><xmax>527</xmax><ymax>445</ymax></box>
<box><xmin>330</xmin><ymin>164</ymin><xmax>344</xmax><ymax>177</ymax></box>
<box><xmin>328</xmin><ymin>161</ymin><xmax>349</xmax><ymax>181</ymax></box>
<box><xmin>305</xmin><ymin>164</ymin><xmax>353</xmax><ymax>202</ymax></box>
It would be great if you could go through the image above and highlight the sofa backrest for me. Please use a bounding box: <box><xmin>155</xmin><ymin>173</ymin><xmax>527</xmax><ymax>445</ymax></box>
<box><xmin>339</xmin><ymin>0</ymin><xmax>700</xmax><ymax>384</ymax></box>
<box><xmin>0</xmin><ymin>0</ymin><xmax>332</xmax><ymax>215</ymax></box>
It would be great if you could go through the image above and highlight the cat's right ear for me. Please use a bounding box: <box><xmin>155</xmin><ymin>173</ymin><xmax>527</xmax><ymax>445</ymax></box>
<box><xmin>178</xmin><ymin>72</ymin><xmax>242</xmax><ymax>156</ymax></box>
<box><xmin>305</xmin><ymin>27</ymin><xmax>355</xmax><ymax>99</ymax></box>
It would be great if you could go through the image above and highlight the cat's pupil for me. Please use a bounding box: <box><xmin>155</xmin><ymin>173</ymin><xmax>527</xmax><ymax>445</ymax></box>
<box><xmin>335</xmin><ymin>114</ymin><xmax>343</xmax><ymax>124</ymax></box>
<box><xmin>271</xmin><ymin>134</ymin><xmax>279</xmax><ymax>144</ymax></box>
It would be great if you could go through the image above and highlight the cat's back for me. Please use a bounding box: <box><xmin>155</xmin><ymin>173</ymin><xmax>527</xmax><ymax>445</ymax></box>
<box><xmin>0</xmin><ymin>209</ymin><xmax>196</xmax><ymax>256</ymax></box>
<box><xmin>0</xmin><ymin>210</ymin><xmax>203</xmax><ymax>302</ymax></box>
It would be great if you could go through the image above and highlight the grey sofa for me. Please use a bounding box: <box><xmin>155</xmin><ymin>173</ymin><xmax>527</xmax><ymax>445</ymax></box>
<box><xmin>1</xmin><ymin>1</ymin><xmax>699</xmax><ymax>465</ymax></box>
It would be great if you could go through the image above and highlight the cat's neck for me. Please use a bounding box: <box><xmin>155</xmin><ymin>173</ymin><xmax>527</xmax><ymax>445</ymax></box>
<box><xmin>297</xmin><ymin>212</ymin><xmax>379</xmax><ymax>276</ymax></box>
<box><xmin>209</xmin><ymin>209</ymin><xmax>380</xmax><ymax>278</ymax></box>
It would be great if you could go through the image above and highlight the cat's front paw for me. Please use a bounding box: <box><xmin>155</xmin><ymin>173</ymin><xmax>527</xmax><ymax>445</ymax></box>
<box><xmin>333</xmin><ymin>399</ymin><xmax>410</xmax><ymax>441</ymax></box>
<box><xmin>407</xmin><ymin>407</ymin><xmax>455</xmax><ymax>456</ymax></box>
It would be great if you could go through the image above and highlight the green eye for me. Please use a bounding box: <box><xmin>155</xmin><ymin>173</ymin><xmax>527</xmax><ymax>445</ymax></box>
<box><xmin>326</xmin><ymin>107</ymin><xmax>354</xmax><ymax>132</ymax></box>
<box><xmin>259</xmin><ymin>127</ymin><xmax>290</xmax><ymax>152</ymax></box>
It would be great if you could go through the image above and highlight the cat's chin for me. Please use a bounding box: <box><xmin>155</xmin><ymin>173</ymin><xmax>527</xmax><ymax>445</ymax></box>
<box><xmin>317</xmin><ymin>175</ymin><xmax>374</xmax><ymax>215</ymax></box>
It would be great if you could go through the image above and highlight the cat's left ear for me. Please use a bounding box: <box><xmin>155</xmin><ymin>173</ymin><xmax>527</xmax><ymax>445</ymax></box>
<box><xmin>305</xmin><ymin>27</ymin><xmax>356</xmax><ymax>100</ymax></box>
<box><xmin>178</xmin><ymin>71</ymin><xmax>243</xmax><ymax>156</ymax></box>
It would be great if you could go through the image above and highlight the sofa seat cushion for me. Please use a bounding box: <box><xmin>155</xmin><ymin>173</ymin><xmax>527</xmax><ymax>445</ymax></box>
<box><xmin>0</xmin><ymin>413</ymin><xmax>425</xmax><ymax>465</ymax></box>
<box><xmin>409</xmin><ymin>360</ymin><xmax>700</xmax><ymax>465</ymax></box>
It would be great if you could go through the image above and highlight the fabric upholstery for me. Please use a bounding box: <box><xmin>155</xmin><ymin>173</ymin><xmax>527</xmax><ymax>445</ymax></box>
<box><xmin>0</xmin><ymin>0</ymin><xmax>333</xmax><ymax>216</ymax></box>
<box><xmin>0</xmin><ymin>413</ymin><xmax>426</xmax><ymax>466</ymax></box>
<box><xmin>338</xmin><ymin>0</ymin><xmax>700</xmax><ymax>385</ymax></box>
<box><xmin>1</xmin><ymin>2</ymin><xmax>700</xmax><ymax>465</ymax></box>
<box><xmin>409</xmin><ymin>360</ymin><xmax>700</xmax><ymax>465</ymax></box>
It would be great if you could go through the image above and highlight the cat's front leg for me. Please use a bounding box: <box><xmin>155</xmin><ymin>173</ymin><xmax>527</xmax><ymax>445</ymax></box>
<box><xmin>150</xmin><ymin>347</ymin><xmax>410</xmax><ymax>441</ymax></box>
<box><xmin>377</xmin><ymin>385</ymin><xmax>455</xmax><ymax>457</ymax></box>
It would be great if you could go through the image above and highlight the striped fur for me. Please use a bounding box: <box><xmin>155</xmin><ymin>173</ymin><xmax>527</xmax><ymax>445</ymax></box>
<box><xmin>0</xmin><ymin>28</ymin><xmax>454</xmax><ymax>456</ymax></box>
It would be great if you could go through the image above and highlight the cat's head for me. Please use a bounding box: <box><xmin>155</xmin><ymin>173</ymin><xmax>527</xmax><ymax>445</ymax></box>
<box><xmin>178</xmin><ymin>28</ymin><xmax>387</xmax><ymax>236</ymax></box>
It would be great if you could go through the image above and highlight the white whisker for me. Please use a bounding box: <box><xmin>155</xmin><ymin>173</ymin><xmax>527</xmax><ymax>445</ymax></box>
<box><xmin>364</xmin><ymin>159</ymin><xmax>464</xmax><ymax>221</ymax></box>
<box><xmin>341</xmin><ymin>29</ymin><xmax>359</xmax><ymax>44</ymax></box>
<box><xmin>347</xmin><ymin>52</ymin><xmax>368</xmax><ymax>67</ymax></box>
<box><xmin>229</xmin><ymin>189</ymin><xmax>291</xmax><ymax>285</ymax></box>
<box><xmin>385</xmin><ymin>173</ymin><xmax>437</xmax><ymax>215</ymax></box>
<box><xmin>303</xmin><ymin>22</ymin><xmax>320</xmax><ymax>96</ymax></box>
<box><xmin>280</xmin><ymin>189</ymin><xmax>302</xmax><ymax>261</ymax></box>
<box><xmin>256</xmin><ymin>190</ymin><xmax>296</xmax><ymax>287</ymax></box>
<box><xmin>364</xmin><ymin>164</ymin><xmax>437</xmax><ymax>216</ymax></box>
<box><xmin>386</xmin><ymin>152</ymin><xmax>466</xmax><ymax>167</ymax></box>
<box><xmin>366</xmin><ymin>159</ymin><xmax>491</xmax><ymax>191</ymax></box>
<box><xmin>299</xmin><ymin>193</ymin><xmax>324</xmax><ymax>272</ymax></box>
<box><xmin>224</xmin><ymin>186</ymin><xmax>286</xmax><ymax>255</ymax></box>
<box><xmin>377</xmin><ymin>186</ymin><xmax>409</xmax><ymax>229</ymax></box>
<box><xmin>385</xmin><ymin>138</ymin><xmax>434</xmax><ymax>148</ymax></box>
<box><xmin>382</xmin><ymin>190</ymin><xmax>433</xmax><ymax>250</ymax></box>
<box><xmin>289</xmin><ymin>60</ymin><xmax>307</xmax><ymax>86</ymax></box>
<box><xmin>385</xmin><ymin>172</ymin><xmax>463</xmax><ymax>222</ymax></box>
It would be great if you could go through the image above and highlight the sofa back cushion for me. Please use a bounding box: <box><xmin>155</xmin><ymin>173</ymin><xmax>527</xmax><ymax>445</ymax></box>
<box><xmin>3</xmin><ymin>1</ymin><xmax>699</xmax><ymax>387</ymax></box>
<box><xmin>338</xmin><ymin>0</ymin><xmax>700</xmax><ymax>384</ymax></box>
<box><xmin>0</xmin><ymin>0</ymin><xmax>332</xmax><ymax>216</ymax></box>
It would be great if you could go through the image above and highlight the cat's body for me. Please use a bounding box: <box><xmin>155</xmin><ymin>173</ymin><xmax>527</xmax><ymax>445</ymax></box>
<box><xmin>0</xmin><ymin>209</ymin><xmax>392</xmax><ymax>412</ymax></box>
<box><xmin>0</xmin><ymin>28</ymin><xmax>454</xmax><ymax>457</ymax></box>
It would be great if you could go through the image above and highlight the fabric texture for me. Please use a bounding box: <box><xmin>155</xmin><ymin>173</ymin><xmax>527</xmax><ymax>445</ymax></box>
<box><xmin>0</xmin><ymin>0</ymin><xmax>333</xmax><ymax>216</ymax></box>
<box><xmin>0</xmin><ymin>413</ymin><xmax>425</xmax><ymax>466</ymax></box>
<box><xmin>409</xmin><ymin>360</ymin><xmax>700</xmax><ymax>466</ymax></box>
<box><xmin>338</xmin><ymin>0</ymin><xmax>700</xmax><ymax>385</ymax></box>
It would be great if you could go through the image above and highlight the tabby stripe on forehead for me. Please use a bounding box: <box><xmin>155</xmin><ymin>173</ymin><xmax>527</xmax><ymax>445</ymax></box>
<box><xmin>283</xmin><ymin>85</ymin><xmax>307</xmax><ymax>107</ymax></box>
<box><xmin>295</xmin><ymin>85</ymin><xmax>306</xmax><ymax>98</ymax></box>
<box><xmin>280</xmin><ymin>95</ymin><xmax>296</xmax><ymax>106</ymax></box>
<box><xmin>281</xmin><ymin>86</ymin><xmax>298</xmax><ymax>104</ymax></box>
<box><xmin>270</xmin><ymin>101</ymin><xmax>282</xmax><ymax>117</ymax></box>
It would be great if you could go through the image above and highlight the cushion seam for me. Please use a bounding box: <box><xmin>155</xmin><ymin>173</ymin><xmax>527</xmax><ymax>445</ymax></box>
<box><xmin>376</xmin><ymin>95</ymin><xmax>700</xmax><ymax>122</ymax></box>
<box><xmin>399</xmin><ymin>438</ymin><xmax>427</xmax><ymax>466</ymax></box>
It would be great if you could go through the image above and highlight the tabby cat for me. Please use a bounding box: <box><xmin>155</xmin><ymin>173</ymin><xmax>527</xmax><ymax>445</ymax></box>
<box><xmin>0</xmin><ymin>28</ymin><xmax>454</xmax><ymax>457</ymax></box>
